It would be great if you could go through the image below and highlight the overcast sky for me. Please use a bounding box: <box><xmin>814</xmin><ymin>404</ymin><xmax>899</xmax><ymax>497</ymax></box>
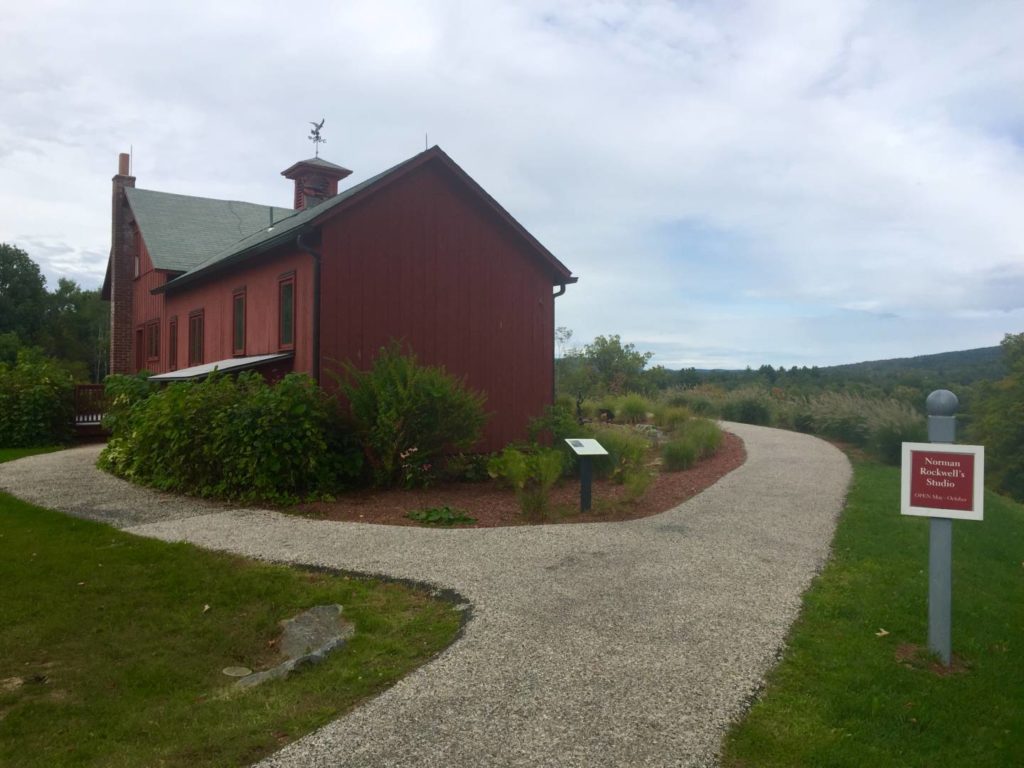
<box><xmin>3</xmin><ymin>1</ymin><xmax>1023</xmax><ymax>369</ymax></box>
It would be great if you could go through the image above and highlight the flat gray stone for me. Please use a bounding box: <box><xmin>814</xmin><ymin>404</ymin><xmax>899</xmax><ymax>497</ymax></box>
<box><xmin>236</xmin><ymin>605</ymin><xmax>354</xmax><ymax>690</ymax></box>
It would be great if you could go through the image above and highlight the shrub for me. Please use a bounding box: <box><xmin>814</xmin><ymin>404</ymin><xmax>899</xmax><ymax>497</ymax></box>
<box><xmin>661</xmin><ymin>418</ymin><xmax>723</xmax><ymax>471</ymax></box>
<box><xmin>653</xmin><ymin>404</ymin><xmax>690</xmax><ymax>431</ymax></box>
<box><xmin>618</xmin><ymin>393</ymin><xmax>651</xmax><ymax>423</ymax></box>
<box><xmin>870</xmin><ymin>420</ymin><xmax>926</xmax><ymax>466</ymax></box>
<box><xmin>99</xmin><ymin>372</ymin><xmax>360</xmax><ymax>503</ymax></box>
<box><xmin>338</xmin><ymin>342</ymin><xmax>487</xmax><ymax>487</ymax></box>
<box><xmin>720</xmin><ymin>387</ymin><xmax>773</xmax><ymax>425</ymax></box>
<box><xmin>661</xmin><ymin>438</ymin><xmax>698</xmax><ymax>471</ymax></box>
<box><xmin>529</xmin><ymin>402</ymin><xmax>590</xmax><ymax>476</ymax></box>
<box><xmin>406</xmin><ymin>506</ymin><xmax>476</xmax><ymax>526</ymax></box>
<box><xmin>0</xmin><ymin>350</ymin><xmax>74</xmax><ymax>447</ymax></box>
<box><xmin>101</xmin><ymin>372</ymin><xmax>158</xmax><ymax>435</ymax></box>
<box><xmin>488</xmin><ymin>446</ymin><xmax>564</xmax><ymax>518</ymax></box>
<box><xmin>682</xmin><ymin>417</ymin><xmax>724</xmax><ymax>458</ymax></box>
<box><xmin>440</xmin><ymin>452</ymin><xmax>492</xmax><ymax>482</ymax></box>
<box><xmin>589</xmin><ymin>427</ymin><xmax>649</xmax><ymax>486</ymax></box>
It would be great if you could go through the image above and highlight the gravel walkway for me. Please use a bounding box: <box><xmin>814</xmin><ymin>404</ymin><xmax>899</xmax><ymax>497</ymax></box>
<box><xmin>0</xmin><ymin>423</ymin><xmax>851</xmax><ymax>767</ymax></box>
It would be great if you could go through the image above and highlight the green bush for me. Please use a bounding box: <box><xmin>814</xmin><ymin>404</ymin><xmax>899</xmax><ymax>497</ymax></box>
<box><xmin>101</xmin><ymin>372</ymin><xmax>158</xmax><ymax>434</ymax></box>
<box><xmin>529</xmin><ymin>402</ymin><xmax>590</xmax><ymax>476</ymax></box>
<box><xmin>653</xmin><ymin>404</ymin><xmax>690</xmax><ymax>431</ymax></box>
<box><xmin>488</xmin><ymin>445</ymin><xmax>564</xmax><ymax>518</ymax></box>
<box><xmin>661</xmin><ymin>438</ymin><xmax>698</xmax><ymax>471</ymax></box>
<box><xmin>0</xmin><ymin>350</ymin><xmax>74</xmax><ymax>447</ymax></box>
<box><xmin>338</xmin><ymin>342</ymin><xmax>487</xmax><ymax>488</ymax></box>
<box><xmin>719</xmin><ymin>388</ymin><xmax>773</xmax><ymax>425</ymax></box>
<box><xmin>589</xmin><ymin>427</ymin><xmax>649</xmax><ymax>486</ymax></box>
<box><xmin>99</xmin><ymin>372</ymin><xmax>360</xmax><ymax>503</ymax></box>
<box><xmin>970</xmin><ymin>333</ymin><xmax>1024</xmax><ymax>499</ymax></box>
<box><xmin>870</xmin><ymin>420</ymin><xmax>926</xmax><ymax>466</ymax></box>
<box><xmin>683</xmin><ymin>417</ymin><xmax>724</xmax><ymax>458</ymax></box>
<box><xmin>661</xmin><ymin>418</ymin><xmax>723</xmax><ymax>471</ymax></box>
<box><xmin>406</xmin><ymin>506</ymin><xmax>476</xmax><ymax>526</ymax></box>
<box><xmin>618</xmin><ymin>393</ymin><xmax>651</xmax><ymax>423</ymax></box>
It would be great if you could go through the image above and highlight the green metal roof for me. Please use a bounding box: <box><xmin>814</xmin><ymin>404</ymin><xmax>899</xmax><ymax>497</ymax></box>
<box><xmin>158</xmin><ymin>154</ymin><xmax>417</xmax><ymax>292</ymax></box>
<box><xmin>125</xmin><ymin>187</ymin><xmax>293</xmax><ymax>272</ymax></box>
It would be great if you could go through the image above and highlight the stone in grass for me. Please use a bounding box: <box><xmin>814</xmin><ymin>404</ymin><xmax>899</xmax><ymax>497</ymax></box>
<box><xmin>236</xmin><ymin>604</ymin><xmax>355</xmax><ymax>689</ymax></box>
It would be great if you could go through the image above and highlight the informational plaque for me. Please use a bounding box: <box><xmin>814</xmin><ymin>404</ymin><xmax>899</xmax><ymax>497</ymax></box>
<box><xmin>564</xmin><ymin>438</ymin><xmax>608</xmax><ymax>456</ymax></box>
<box><xmin>900</xmin><ymin>442</ymin><xmax>984</xmax><ymax>521</ymax></box>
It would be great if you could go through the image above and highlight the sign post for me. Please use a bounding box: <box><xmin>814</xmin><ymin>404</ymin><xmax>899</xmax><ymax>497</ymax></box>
<box><xmin>564</xmin><ymin>438</ymin><xmax>608</xmax><ymax>513</ymax></box>
<box><xmin>900</xmin><ymin>390</ymin><xmax>984</xmax><ymax>666</ymax></box>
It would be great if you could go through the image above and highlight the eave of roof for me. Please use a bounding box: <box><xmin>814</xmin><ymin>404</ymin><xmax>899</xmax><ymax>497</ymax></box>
<box><xmin>147</xmin><ymin>352</ymin><xmax>293</xmax><ymax>382</ymax></box>
<box><xmin>280</xmin><ymin>156</ymin><xmax>353</xmax><ymax>177</ymax></box>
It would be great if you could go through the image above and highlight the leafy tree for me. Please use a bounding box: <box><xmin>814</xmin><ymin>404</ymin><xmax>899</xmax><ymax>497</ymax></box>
<box><xmin>0</xmin><ymin>245</ymin><xmax>109</xmax><ymax>382</ymax></box>
<box><xmin>970</xmin><ymin>332</ymin><xmax>1024</xmax><ymax>500</ymax></box>
<box><xmin>558</xmin><ymin>334</ymin><xmax>653</xmax><ymax>398</ymax></box>
<box><xmin>39</xmin><ymin>278</ymin><xmax>109</xmax><ymax>382</ymax></box>
<box><xmin>0</xmin><ymin>243</ymin><xmax>47</xmax><ymax>345</ymax></box>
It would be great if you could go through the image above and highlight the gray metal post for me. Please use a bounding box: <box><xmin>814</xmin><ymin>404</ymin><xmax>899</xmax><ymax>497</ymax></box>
<box><xmin>926</xmin><ymin>389</ymin><xmax>958</xmax><ymax>666</ymax></box>
<box><xmin>580</xmin><ymin>456</ymin><xmax>593</xmax><ymax>513</ymax></box>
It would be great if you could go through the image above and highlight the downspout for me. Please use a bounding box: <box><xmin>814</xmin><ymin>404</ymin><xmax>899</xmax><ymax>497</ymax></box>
<box><xmin>296</xmin><ymin>232</ymin><xmax>321</xmax><ymax>384</ymax></box>
<box><xmin>552</xmin><ymin>283</ymin><xmax>567</xmax><ymax>405</ymax></box>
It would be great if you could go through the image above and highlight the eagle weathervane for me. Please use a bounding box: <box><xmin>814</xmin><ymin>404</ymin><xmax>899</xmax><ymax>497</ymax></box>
<box><xmin>308</xmin><ymin>118</ymin><xmax>326</xmax><ymax>158</ymax></box>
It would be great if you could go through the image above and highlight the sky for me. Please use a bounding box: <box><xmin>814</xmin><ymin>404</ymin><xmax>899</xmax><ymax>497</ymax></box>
<box><xmin>2</xmin><ymin>0</ymin><xmax>1023</xmax><ymax>369</ymax></box>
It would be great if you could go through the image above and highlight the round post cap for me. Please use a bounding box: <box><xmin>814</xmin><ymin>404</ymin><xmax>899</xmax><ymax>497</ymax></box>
<box><xmin>926</xmin><ymin>389</ymin><xmax>958</xmax><ymax>416</ymax></box>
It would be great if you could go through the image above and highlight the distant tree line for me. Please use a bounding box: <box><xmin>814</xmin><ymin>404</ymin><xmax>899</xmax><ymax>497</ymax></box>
<box><xmin>0</xmin><ymin>243</ymin><xmax>108</xmax><ymax>382</ymax></box>
<box><xmin>556</xmin><ymin>327</ymin><xmax>1024</xmax><ymax>503</ymax></box>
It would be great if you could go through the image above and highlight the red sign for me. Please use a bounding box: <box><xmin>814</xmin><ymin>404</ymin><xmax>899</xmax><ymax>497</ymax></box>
<box><xmin>908</xmin><ymin>449</ymin><xmax>974</xmax><ymax>511</ymax></box>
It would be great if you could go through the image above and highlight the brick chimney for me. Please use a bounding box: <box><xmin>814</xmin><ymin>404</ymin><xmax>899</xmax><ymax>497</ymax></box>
<box><xmin>280</xmin><ymin>157</ymin><xmax>352</xmax><ymax>210</ymax></box>
<box><xmin>109</xmin><ymin>152</ymin><xmax>136</xmax><ymax>374</ymax></box>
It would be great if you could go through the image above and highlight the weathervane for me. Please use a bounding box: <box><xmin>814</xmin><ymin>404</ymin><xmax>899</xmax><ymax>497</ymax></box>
<box><xmin>308</xmin><ymin>118</ymin><xmax>326</xmax><ymax>158</ymax></box>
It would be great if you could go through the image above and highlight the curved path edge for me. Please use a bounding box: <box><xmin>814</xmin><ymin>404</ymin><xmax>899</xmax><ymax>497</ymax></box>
<box><xmin>0</xmin><ymin>423</ymin><xmax>851</xmax><ymax>767</ymax></box>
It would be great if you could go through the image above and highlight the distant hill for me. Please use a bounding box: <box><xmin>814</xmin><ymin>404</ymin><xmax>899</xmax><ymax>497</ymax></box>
<box><xmin>823</xmin><ymin>346</ymin><xmax>1004</xmax><ymax>384</ymax></box>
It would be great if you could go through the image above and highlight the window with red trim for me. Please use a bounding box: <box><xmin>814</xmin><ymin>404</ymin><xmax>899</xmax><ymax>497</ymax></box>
<box><xmin>168</xmin><ymin>317</ymin><xmax>178</xmax><ymax>371</ymax></box>
<box><xmin>232</xmin><ymin>289</ymin><xmax>246</xmax><ymax>356</ymax></box>
<box><xmin>145</xmin><ymin>320</ymin><xmax>160</xmax><ymax>362</ymax></box>
<box><xmin>188</xmin><ymin>310</ymin><xmax>204</xmax><ymax>366</ymax></box>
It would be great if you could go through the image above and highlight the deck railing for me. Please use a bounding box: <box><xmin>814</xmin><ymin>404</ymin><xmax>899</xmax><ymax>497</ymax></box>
<box><xmin>73</xmin><ymin>384</ymin><xmax>107</xmax><ymax>426</ymax></box>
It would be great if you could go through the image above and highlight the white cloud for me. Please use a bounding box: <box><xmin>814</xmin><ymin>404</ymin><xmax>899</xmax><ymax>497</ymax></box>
<box><xmin>1</xmin><ymin>0</ymin><xmax>1022</xmax><ymax>367</ymax></box>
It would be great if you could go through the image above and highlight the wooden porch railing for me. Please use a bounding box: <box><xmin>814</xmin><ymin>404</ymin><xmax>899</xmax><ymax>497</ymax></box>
<box><xmin>73</xmin><ymin>384</ymin><xmax>107</xmax><ymax>427</ymax></box>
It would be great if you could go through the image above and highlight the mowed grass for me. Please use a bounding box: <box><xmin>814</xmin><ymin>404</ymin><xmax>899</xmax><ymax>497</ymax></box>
<box><xmin>0</xmin><ymin>450</ymin><xmax>462</xmax><ymax>768</ymax></box>
<box><xmin>722</xmin><ymin>460</ymin><xmax>1024</xmax><ymax>768</ymax></box>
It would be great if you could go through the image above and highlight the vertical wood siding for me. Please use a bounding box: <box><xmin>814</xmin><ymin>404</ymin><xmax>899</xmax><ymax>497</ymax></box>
<box><xmin>318</xmin><ymin>162</ymin><xmax>556</xmax><ymax>452</ymax></box>
<box><xmin>162</xmin><ymin>251</ymin><xmax>314</xmax><ymax>374</ymax></box>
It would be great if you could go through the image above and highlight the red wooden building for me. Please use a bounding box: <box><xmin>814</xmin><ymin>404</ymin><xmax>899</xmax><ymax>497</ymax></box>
<box><xmin>102</xmin><ymin>147</ymin><xmax>577</xmax><ymax>451</ymax></box>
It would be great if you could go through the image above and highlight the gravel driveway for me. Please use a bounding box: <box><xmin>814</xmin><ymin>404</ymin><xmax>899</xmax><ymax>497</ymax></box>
<box><xmin>0</xmin><ymin>422</ymin><xmax>851</xmax><ymax>767</ymax></box>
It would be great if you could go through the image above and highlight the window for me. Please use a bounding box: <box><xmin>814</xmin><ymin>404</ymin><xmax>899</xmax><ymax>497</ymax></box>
<box><xmin>278</xmin><ymin>276</ymin><xmax>295</xmax><ymax>349</ymax></box>
<box><xmin>145</xmin><ymin>320</ymin><xmax>160</xmax><ymax>362</ymax></box>
<box><xmin>232</xmin><ymin>289</ymin><xmax>246</xmax><ymax>356</ymax></box>
<box><xmin>168</xmin><ymin>317</ymin><xmax>178</xmax><ymax>371</ymax></box>
<box><xmin>188</xmin><ymin>310</ymin><xmax>204</xmax><ymax>366</ymax></box>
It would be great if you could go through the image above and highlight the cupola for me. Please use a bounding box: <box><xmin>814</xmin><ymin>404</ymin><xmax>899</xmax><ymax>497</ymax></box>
<box><xmin>280</xmin><ymin>157</ymin><xmax>352</xmax><ymax>210</ymax></box>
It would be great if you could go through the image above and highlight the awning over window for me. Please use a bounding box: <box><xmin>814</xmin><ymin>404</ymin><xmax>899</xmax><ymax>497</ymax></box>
<box><xmin>147</xmin><ymin>352</ymin><xmax>294</xmax><ymax>382</ymax></box>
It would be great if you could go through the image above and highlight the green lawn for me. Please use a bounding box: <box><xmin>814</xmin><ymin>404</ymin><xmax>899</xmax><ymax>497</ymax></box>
<box><xmin>0</xmin><ymin>446</ymin><xmax>63</xmax><ymax>463</ymax></box>
<box><xmin>0</xmin><ymin>449</ymin><xmax>462</xmax><ymax>768</ymax></box>
<box><xmin>722</xmin><ymin>460</ymin><xmax>1024</xmax><ymax>768</ymax></box>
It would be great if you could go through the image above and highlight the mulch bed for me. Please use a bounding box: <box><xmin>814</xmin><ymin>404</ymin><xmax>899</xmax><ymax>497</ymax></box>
<box><xmin>296</xmin><ymin>431</ymin><xmax>746</xmax><ymax>528</ymax></box>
